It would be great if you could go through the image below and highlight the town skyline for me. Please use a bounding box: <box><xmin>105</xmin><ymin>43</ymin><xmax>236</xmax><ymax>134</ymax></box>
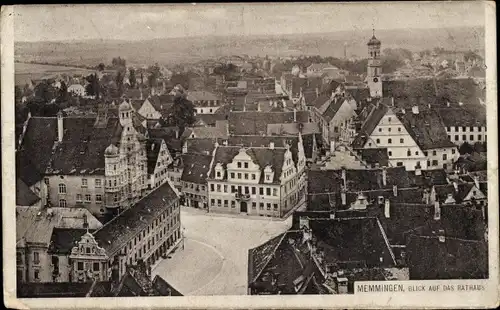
<box><xmin>15</xmin><ymin>3</ymin><xmax>485</xmax><ymax>42</ymax></box>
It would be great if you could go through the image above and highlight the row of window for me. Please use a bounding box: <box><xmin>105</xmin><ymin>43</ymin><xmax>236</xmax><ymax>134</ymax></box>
<box><xmin>377</xmin><ymin>126</ymin><xmax>403</xmax><ymax>133</ymax></box>
<box><xmin>210</xmin><ymin>184</ymin><xmax>278</xmax><ymax>196</ymax></box>
<box><xmin>76</xmin><ymin>194</ymin><xmax>102</xmax><ymax>203</ymax></box>
<box><xmin>210</xmin><ymin>199</ymin><xmax>278</xmax><ymax>211</ymax></box>
<box><xmin>446</xmin><ymin>126</ymin><xmax>484</xmax><ymax>132</ymax></box>
<box><xmin>449</xmin><ymin>134</ymin><xmax>484</xmax><ymax>141</ymax></box>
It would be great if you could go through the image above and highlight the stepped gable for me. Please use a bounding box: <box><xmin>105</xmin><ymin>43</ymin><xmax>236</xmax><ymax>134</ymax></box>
<box><xmin>209</xmin><ymin>146</ymin><xmax>287</xmax><ymax>184</ymax></box>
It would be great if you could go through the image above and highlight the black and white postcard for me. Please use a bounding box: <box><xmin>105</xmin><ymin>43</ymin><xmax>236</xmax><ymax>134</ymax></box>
<box><xmin>1</xmin><ymin>2</ymin><xmax>498</xmax><ymax>309</ymax></box>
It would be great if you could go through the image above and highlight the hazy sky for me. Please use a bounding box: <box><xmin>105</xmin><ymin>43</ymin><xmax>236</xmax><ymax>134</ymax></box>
<box><xmin>14</xmin><ymin>2</ymin><xmax>485</xmax><ymax>42</ymax></box>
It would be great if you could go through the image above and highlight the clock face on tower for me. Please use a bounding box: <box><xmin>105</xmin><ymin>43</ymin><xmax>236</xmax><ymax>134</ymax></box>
<box><xmin>373</xmin><ymin>77</ymin><xmax>379</xmax><ymax>83</ymax></box>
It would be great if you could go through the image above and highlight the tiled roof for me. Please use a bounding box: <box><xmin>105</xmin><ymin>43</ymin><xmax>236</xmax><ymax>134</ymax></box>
<box><xmin>310</xmin><ymin>217</ymin><xmax>396</xmax><ymax>266</ymax></box>
<box><xmin>146</xmin><ymin>139</ymin><xmax>163</xmax><ymax>175</ymax></box>
<box><xmin>195</xmin><ymin>113</ymin><xmax>227</xmax><ymax>126</ymax></box>
<box><xmin>436</xmin><ymin>107</ymin><xmax>486</xmax><ymax>127</ymax></box>
<box><xmin>267</xmin><ymin>122</ymin><xmax>320</xmax><ymax>136</ymax></box>
<box><xmin>302</xmin><ymin>90</ymin><xmax>319</xmax><ymax>106</ymax></box>
<box><xmin>209</xmin><ymin>146</ymin><xmax>287</xmax><ymax>184</ymax></box>
<box><xmin>191</xmin><ymin>124</ymin><xmax>228</xmax><ymax>139</ymax></box>
<box><xmin>16</xmin><ymin>153</ymin><xmax>43</xmax><ymax>187</ymax></box>
<box><xmin>227</xmin><ymin>135</ymin><xmax>299</xmax><ymax>167</ymax></box>
<box><xmin>406</xmin><ymin>234</ymin><xmax>488</xmax><ymax>280</ymax></box>
<box><xmin>248</xmin><ymin>230</ymin><xmax>321</xmax><ymax>294</ymax></box>
<box><xmin>152</xmin><ymin>275</ymin><xmax>183</xmax><ymax>296</ymax></box>
<box><xmin>180</xmin><ymin>153</ymin><xmax>212</xmax><ymax>184</ymax></box>
<box><xmin>28</xmin><ymin>117</ymin><xmax>123</xmax><ymax>175</ymax></box>
<box><xmin>319</xmin><ymin>80</ymin><xmax>341</xmax><ymax>96</ymax></box>
<box><xmin>302</xmin><ymin>133</ymin><xmax>322</xmax><ymax>159</ymax></box>
<box><xmin>228</xmin><ymin>111</ymin><xmax>310</xmax><ymax>135</ymax></box>
<box><xmin>187</xmin><ymin>90</ymin><xmax>219</xmax><ymax>102</ymax></box>
<box><xmin>148</xmin><ymin>127</ymin><xmax>183</xmax><ymax>154</ymax></box>
<box><xmin>16</xmin><ymin>206</ymin><xmax>102</xmax><ymax>246</ymax></box>
<box><xmin>351</xmin><ymin>104</ymin><xmax>389</xmax><ymax>148</ymax></box>
<box><xmin>16</xmin><ymin>178</ymin><xmax>40</xmax><ymax>206</ymax></box>
<box><xmin>311</xmin><ymin>94</ymin><xmax>331</xmax><ymax>109</ymax></box>
<box><xmin>398</xmin><ymin>109</ymin><xmax>456</xmax><ymax>150</ymax></box>
<box><xmin>248</xmin><ymin>232</ymin><xmax>286</xmax><ymax>284</ymax></box>
<box><xmin>434</xmin><ymin>183</ymin><xmax>476</xmax><ymax>203</ymax></box>
<box><xmin>408</xmin><ymin>169</ymin><xmax>449</xmax><ymax>187</ymax></box>
<box><xmin>307</xmin><ymin>169</ymin><xmax>342</xmax><ymax>194</ymax></box>
<box><xmin>346</xmin><ymin>87</ymin><xmax>371</xmax><ymax>103</ymax></box>
<box><xmin>18</xmin><ymin>117</ymin><xmax>58</xmax><ymax>176</ymax></box>
<box><xmin>322</xmin><ymin>96</ymin><xmax>346</xmax><ymax>122</ymax></box>
<box><xmin>92</xmin><ymin>181</ymin><xmax>179</xmax><ymax>256</ymax></box>
<box><xmin>358</xmin><ymin>148</ymin><xmax>389</xmax><ymax>167</ymax></box>
<box><xmin>48</xmin><ymin>228</ymin><xmax>94</xmax><ymax>254</ymax></box>
<box><xmin>344</xmin><ymin>167</ymin><xmax>411</xmax><ymax>192</ymax></box>
<box><xmin>185</xmin><ymin>138</ymin><xmax>218</xmax><ymax>155</ymax></box>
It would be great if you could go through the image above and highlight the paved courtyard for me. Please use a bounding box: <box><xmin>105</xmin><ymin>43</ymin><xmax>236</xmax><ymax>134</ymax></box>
<box><xmin>152</xmin><ymin>207</ymin><xmax>292</xmax><ymax>295</ymax></box>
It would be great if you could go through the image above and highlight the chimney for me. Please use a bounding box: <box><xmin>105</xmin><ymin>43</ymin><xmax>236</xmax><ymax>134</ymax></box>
<box><xmin>182</xmin><ymin>142</ymin><xmax>188</xmax><ymax>154</ymax></box>
<box><xmin>422</xmin><ymin>189</ymin><xmax>430</xmax><ymax>204</ymax></box>
<box><xmin>412</xmin><ymin>106</ymin><xmax>419</xmax><ymax>114</ymax></box>
<box><xmin>57</xmin><ymin>111</ymin><xmax>64</xmax><ymax>142</ymax></box>
<box><xmin>415</xmin><ymin>163</ymin><xmax>422</xmax><ymax>176</ymax></box>
<box><xmin>458</xmin><ymin>102</ymin><xmax>463</xmax><ymax>106</ymax></box>
<box><xmin>437</xmin><ymin>229</ymin><xmax>445</xmax><ymax>243</ymax></box>
<box><xmin>315</xmin><ymin>87</ymin><xmax>319</xmax><ymax>98</ymax></box>
<box><xmin>453</xmin><ymin>181</ymin><xmax>458</xmax><ymax>193</ymax></box>
<box><xmin>214</xmin><ymin>141</ymin><xmax>219</xmax><ymax>148</ymax></box>
<box><xmin>341</xmin><ymin>188</ymin><xmax>347</xmax><ymax>206</ymax></box>
<box><xmin>223</xmin><ymin>139</ymin><xmax>228</xmax><ymax>146</ymax></box>
<box><xmin>393</xmin><ymin>184</ymin><xmax>398</xmax><ymax>197</ymax></box>
<box><xmin>473</xmin><ymin>175</ymin><xmax>480</xmax><ymax>189</ymax></box>
<box><xmin>83</xmin><ymin>213</ymin><xmax>89</xmax><ymax>229</ymax></box>
<box><xmin>341</xmin><ymin>167</ymin><xmax>347</xmax><ymax>189</ymax></box>
<box><xmin>446</xmin><ymin>101</ymin><xmax>450</xmax><ymax>107</ymax></box>
<box><xmin>175</xmin><ymin>128</ymin><xmax>179</xmax><ymax>139</ymax></box>
<box><xmin>391</xmin><ymin>97</ymin><xmax>395</xmax><ymax>106</ymax></box>
<box><xmin>401</xmin><ymin>108</ymin><xmax>406</xmax><ymax>114</ymax></box>
<box><xmin>382</xmin><ymin>166</ymin><xmax>387</xmax><ymax>186</ymax></box>
<box><xmin>257</xmin><ymin>102</ymin><xmax>261</xmax><ymax>112</ymax></box>
<box><xmin>293</xmin><ymin>108</ymin><xmax>297</xmax><ymax>122</ymax></box>
<box><xmin>269</xmin><ymin>142</ymin><xmax>275</xmax><ymax>149</ymax></box>
<box><xmin>140</xmin><ymin>87</ymin><xmax>143</xmax><ymax>100</ymax></box>
<box><xmin>434</xmin><ymin>201</ymin><xmax>441</xmax><ymax>220</ymax></box>
<box><xmin>330</xmin><ymin>140</ymin><xmax>336</xmax><ymax>154</ymax></box>
<box><xmin>384</xmin><ymin>199</ymin><xmax>390</xmax><ymax>218</ymax></box>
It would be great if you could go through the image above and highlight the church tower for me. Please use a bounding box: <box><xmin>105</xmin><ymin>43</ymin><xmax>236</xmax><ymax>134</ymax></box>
<box><xmin>367</xmin><ymin>29</ymin><xmax>382</xmax><ymax>98</ymax></box>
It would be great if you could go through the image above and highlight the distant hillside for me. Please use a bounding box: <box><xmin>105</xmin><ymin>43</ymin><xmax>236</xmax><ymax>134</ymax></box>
<box><xmin>15</xmin><ymin>26</ymin><xmax>484</xmax><ymax>68</ymax></box>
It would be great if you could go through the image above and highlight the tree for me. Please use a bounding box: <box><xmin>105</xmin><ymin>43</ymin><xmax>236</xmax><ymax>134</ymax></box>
<box><xmin>15</xmin><ymin>86</ymin><xmax>23</xmax><ymax>103</ymax></box>
<box><xmin>129</xmin><ymin>68</ymin><xmax>137</xmax><ymax>88</ymax></box>
<box><xmin>147</xmin><ymin>63</ymin><xmax>162</xmax><ymax>88</ymax></box>
<box><xmin>116</xmin><ymin>71</ymin><xmax>124</xmax><ymax>96</ymax></box>
<box><xmin>97</xmin><ymin>63</ymin><xmax>105</xmax><ymax>71</ymax></box>
<box><xmin>459</xmin><ymin>142</ymin><xmax>474</xmax><ymax>155</ymax></box>
<box><xmin>34</xmin><ymin>82</ymin><xmax>57</xmax><ymax>103</ymax></box>
<box><xmin>169</xmin><ymin>94</ymin><xmax>196</xmax><ymax>135</ymax></box>
<box><xmin>56</xmin><ymin>81</ymin><xmax>69</xmax><ymax>103</ymax></box>
<box><xmin>85</xmin><ymin>73</ymin><xmax>100</xmax><ymax>99</ymax></box>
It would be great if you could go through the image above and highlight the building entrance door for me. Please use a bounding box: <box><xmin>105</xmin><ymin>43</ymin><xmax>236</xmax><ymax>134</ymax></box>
<box><xmin>240</xmin><ymin>202</ymin><xmax>248</xmax><ymax>213</ymax></box>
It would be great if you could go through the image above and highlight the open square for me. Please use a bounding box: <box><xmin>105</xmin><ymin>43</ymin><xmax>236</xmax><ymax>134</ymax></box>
<box><xmin>152</xmin><ymin>208</ymin><xmax>291</xmax><ymax>295</ymax></box>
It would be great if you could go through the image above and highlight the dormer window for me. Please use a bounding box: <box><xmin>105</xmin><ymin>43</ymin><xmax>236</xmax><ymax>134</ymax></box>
<box><xmin>264</xmin><ymin>165</ymin><xmax>274</xmax><ymax>184</ymax></box>
<box><xmin>237</xmin><ymin>162</ymin><xmax>242</xmax><ymax>168</ymax></box>
<box><xmin>214</xmin><ymin>163</ymin><xmax>224</xmax><ymax>180</ymax></box>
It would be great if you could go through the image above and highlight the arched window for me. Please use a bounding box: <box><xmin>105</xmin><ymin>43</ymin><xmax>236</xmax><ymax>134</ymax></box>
<box><xmin>58</xmin><ymin>183</ymin><xmax>66</xmax><ymax>194</ymax></box>
<box><xmin>59</xmin><ymin>199</ymin><xmax>67</xmax><ymax>207</ymax></box>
